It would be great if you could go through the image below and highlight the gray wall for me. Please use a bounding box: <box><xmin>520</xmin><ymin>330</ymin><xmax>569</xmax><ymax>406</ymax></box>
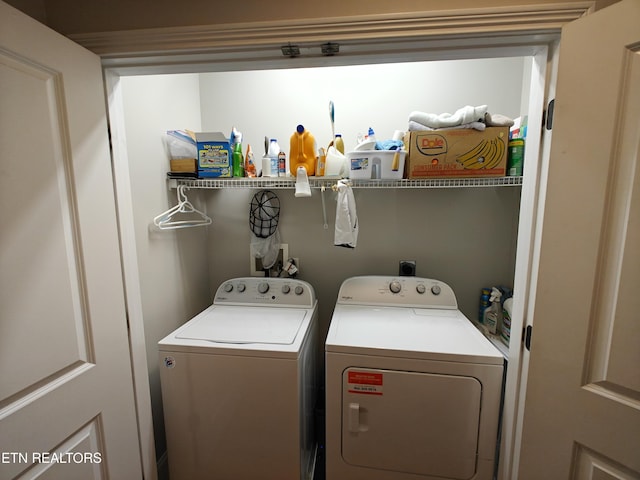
<box><xmin>198</xmin><ymin>58</ymin><xmax>525</xmax><ymax>166</ymax></box>
<box><xmin>207</xmin><ymin>186</ymin><xmax>521</xmax><ymax>339</ymax></box>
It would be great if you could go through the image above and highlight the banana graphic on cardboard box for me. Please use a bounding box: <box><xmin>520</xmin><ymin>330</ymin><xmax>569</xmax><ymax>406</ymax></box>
<box><xmin>456</xmin><ymin>135</ymin><xmax>506</xmax><ymax>170</ymax></box>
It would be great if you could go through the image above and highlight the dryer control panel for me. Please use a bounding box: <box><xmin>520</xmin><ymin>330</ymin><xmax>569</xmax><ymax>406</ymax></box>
<box><xmin>214</xmin><ymin>277</ymin><xmax>316</xmax><ymax>307</ymax></box>
<box><xmin>337</xmin><ymin>275</ymin><xmax>457</xmax><ymax>309</ymax></box>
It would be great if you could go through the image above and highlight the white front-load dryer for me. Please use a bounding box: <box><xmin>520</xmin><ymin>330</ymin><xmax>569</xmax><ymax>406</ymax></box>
<box><xmin>325</xmin><ymin>276</ymin><xmax>504</xmax><ymax>480</ymax></box>
<box><xmin>159</xmin><ymin>277</ymin><xmax>319</xmax><ymax>480</ymax></box>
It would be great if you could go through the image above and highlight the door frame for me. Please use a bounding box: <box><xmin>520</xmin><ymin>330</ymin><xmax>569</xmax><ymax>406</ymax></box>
<box><xmin>95</xmin><ymin>5</ymin><xmax>589</xmax><ymax>479</ymax></box>
<box><xmin>103</xmin><ymin>70</ymin><xmax>159</xmax><ymax>480</ymax></box>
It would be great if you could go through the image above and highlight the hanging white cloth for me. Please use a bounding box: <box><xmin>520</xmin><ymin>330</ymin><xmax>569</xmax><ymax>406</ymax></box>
<box><xmin>334</xmin><ymin>180</ymin><xmax>358</xmax><ymax>248</ymax></box>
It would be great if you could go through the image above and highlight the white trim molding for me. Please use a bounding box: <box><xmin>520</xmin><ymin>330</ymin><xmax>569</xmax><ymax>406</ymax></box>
<box><xmin>70</xmin><ymin>3</ymin><xmax>593</xmax><ymax>59</ymax></box>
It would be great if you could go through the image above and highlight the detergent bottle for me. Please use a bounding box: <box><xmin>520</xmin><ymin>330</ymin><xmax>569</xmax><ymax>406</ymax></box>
<box><xmin>244</xmin><ymin>144</ymin><xmax>257</xmax><ymax>177</ymax></box>
<box><xmin>289</xmin><ymin>124</ymin><xmax>316</xmax><ymax>176</ymax></box>
<box><xmin>501</xmin><ymin>297</ymin><xmax>513</xmax><ymax>346</ymax></box>
<box><xmin>232</xmin><ymin>141</ymin><xmax>244</xmax><ymax>177</ymax></box>
<box><xmin>231</xmin><ymin>127</ymin><xmax>244</xmax><ymax>177</ymax></box>
<box><xmin>264</xmin><ymin>139</ymin><xmax>280</xmax><ymax>177</ymax></box>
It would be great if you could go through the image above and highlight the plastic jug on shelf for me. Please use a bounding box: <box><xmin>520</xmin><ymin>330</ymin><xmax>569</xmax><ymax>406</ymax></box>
<box><xmin>289</xmin><ymin>124</ymin><xmax>316</xmax><ymax>177</ymax></box>
<box><xmin>325</xmin><ymin>146</ymin><xmax>347</xmax><ymax>177</ymax></box>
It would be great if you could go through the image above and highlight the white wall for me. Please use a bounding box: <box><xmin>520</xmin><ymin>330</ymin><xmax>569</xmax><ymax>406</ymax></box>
<box><xmin>199</xmin><ymin>58</ymin><xmax>525</xmax><ymax>340</ymax></box>
<box><xmin>120</xmin><ymin>73</ymin><xmax>211</xmax><ymax>468</ymax></box>
<box><xmin>199</xmin><ymin>58</ymin><xmax>525</xmax><ymax>159</ymax></box>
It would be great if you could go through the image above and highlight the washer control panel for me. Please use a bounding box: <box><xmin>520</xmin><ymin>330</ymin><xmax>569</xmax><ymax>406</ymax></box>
<box><xmin>214</xmin><ymin>277</ymin><xmax>315</xmax><ymax>307</ymax></box>
<box><xmin>337</xmin><ymin>275</ymin><xmax>457</xmax><ymax>309</ymax></box>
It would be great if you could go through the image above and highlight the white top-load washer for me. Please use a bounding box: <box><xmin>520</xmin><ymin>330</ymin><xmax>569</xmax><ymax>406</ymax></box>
<box><xmin>159</xmin><ymin>277</ymin><xmax>319</xmax><ymax>480</ymax></box>
<box><xmin>325</xmin><ymin>276</ymin><xmax>504</xmax><ymax>480</ymax></box>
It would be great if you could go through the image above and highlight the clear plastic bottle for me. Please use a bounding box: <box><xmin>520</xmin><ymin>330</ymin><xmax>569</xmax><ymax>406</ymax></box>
<box><xmin>483</xmin><ymin>287</ymin><xmax>503</xmax><ymax>335</ymax></box>
<box><xmin>267</xmin><ymin>139</ymin><xmax>280</xmax><ymax>177</ymax></box>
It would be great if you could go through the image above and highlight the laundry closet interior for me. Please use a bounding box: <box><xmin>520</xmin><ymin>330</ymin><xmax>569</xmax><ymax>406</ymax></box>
<box><xmin>110</xmin><ymin>39</ymin><xmax>550</xmax><ymax>478</ymax></box>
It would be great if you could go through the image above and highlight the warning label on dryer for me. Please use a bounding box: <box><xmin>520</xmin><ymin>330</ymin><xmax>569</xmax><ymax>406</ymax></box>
<box><xmin>347</xmin><ymin>370</ymin><xmax>383</xmax><ymax>395</ymax></box>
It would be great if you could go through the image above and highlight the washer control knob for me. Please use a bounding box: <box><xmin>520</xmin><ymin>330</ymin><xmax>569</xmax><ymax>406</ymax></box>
<box><xmin>389</xmin><ymin>281</ymin><xmax>402</xmax><ymax>294</ymax></box>
<box><xmin>416</xmin><ymin>284</ymin><xmax>426</xmax><ymax>294</ymax></box>
<box><xmin>431</xmin><ymin>285</ymin><xmax>442</xmax><ymax>295</ymax></box>
<box><xmin>223</xmin><ymin>283</ymin><xmax>233</xmax><ymax>293</ymax></box>
<box><xmin>258</xmin><ymin>282</ymin><xmax>270</xmax><ymax>294</ymax></box>
<box><xmin>282</xmin><ymin>285</ymin><xmax>291</xmax><ymax>294</ymax></box>
<box><xmin>294</xmin><ymin>285</ymin><xmax>304</xmax><ymax>295</ymax></box>
<box><xmin>237</xmin><ymin>283</ymin><xmax>246</xmax><ymax>293</ymax></box>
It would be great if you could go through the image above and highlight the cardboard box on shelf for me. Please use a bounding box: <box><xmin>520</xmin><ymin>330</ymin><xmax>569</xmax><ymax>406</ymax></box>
<box><xmin>170</xmin><ymin>158</ymin><xmax>197</xmax><ymax>173</ymax></box>
<box><xmin>196</xmin><ymin>132</ymin><xmax>231</xmax><ymax>178</ymax></box>
<box><xmin>404</xmin><ymin>127</ymin><xmax>508</xmax><ymax>178</ymax></box>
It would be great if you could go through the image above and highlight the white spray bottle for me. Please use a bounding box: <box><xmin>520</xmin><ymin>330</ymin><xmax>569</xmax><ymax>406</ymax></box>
<box><xmin>483</xmin><ymin>287</ymin><xmax>503</xmax><ymax>335</ymax></box>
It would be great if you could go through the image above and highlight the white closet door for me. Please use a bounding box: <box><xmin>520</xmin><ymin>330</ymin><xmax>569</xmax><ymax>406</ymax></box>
<box><xmin>0</xmin><ymin>3</ymin><xmax>142</xmax><ymax>479</ymax></box>
<box><xmin>518</xmin><ymin>0</ymin><xmax>640</xmax><ymax>477</ymax></box>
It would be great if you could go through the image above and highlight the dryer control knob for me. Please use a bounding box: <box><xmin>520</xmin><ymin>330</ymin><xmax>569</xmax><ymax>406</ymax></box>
<box><xmin>294</xmin><ymin>286</ymin><xmax>304</xmax><ymax>295</ymax></box>
<box><xmin>237</xmin><ymin>283</ymin><xmax>246</xmax><ymax>293</ymax></box>
<box><xmin>431</xmin><ymin>285</ymin><xmax>442</xmax><ymax>295</ymax></box>
<box><xmin>224</xmin><ymin>283</ymin><xmax>233</xmax><ymax>293</ymax></box>
<box><xmin>282</xmin><ymin>285</ymin><xmax>291</xmax><ymax>294</ymax></box>
<box><xmin>258</xmin><ymin>282</ymin><xmax>270</xmax><ymax>294</ymax></box>
<box><xmin>416</xmin><ymin>284</ymin><xmax>426</xmax><ymax>294</ymax></box>
<box><xmin>389</xmin><ymin>281</ymin><xmax>402</xmax><ymax>294</ymax></box>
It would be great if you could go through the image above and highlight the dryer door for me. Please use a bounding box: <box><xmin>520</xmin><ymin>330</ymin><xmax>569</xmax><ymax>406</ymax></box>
<box><xmin>342</xmin><ymin>367</ymin><xmax>481</xmax><ymax>479</ymax></box>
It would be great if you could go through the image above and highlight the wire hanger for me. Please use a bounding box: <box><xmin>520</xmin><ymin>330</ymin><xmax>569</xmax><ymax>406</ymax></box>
<box><xmin>153</xmin><ymin>185</ymin><xmax>212</xmax><ymax>230</ymax></box>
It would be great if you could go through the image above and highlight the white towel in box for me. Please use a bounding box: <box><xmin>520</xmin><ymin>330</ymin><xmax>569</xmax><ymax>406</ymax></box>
<box><xmin>409</xmin><ymin>105</ymin><xmax>489</xmax><ymax>129</ymax></box>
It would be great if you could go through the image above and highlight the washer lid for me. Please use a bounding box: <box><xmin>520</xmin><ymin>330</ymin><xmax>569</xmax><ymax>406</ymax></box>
<box><xmin>176</xmin><ymin>306</ymin><xmax>307</xmax><ymax>345</ymax></box>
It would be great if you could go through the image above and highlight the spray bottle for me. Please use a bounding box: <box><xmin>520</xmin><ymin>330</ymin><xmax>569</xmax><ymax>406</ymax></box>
<box><xmin>501</xmin><ymin>297</ymin><xmax>513</xmax><ymax>346</ymax></box>
<box><xmin>231</xmin><ymin>127</ymin><xmax>244</xmax><ymax>177</ymax></box>
<box><xmin>245</xmin><ymin>144</ymin><xmax>257</xmax><ymax>178</ymax></box>
<box><xmin>483</xmin><ymin>287</ymin><xmax>503</xmax><ymax>335</ymax></box>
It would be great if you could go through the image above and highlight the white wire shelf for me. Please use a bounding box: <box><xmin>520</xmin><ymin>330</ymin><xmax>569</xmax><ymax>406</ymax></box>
<box><xmin>169</xmin><ymin>176</ymin><xmax>523</xmax><ymax>190</ymax></box>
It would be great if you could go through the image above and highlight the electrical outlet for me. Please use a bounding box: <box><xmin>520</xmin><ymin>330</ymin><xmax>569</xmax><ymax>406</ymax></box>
<box><xmin>399</xmin><ymin>260</ymin><xmax>416</xmax><ymax>276</ymax></box>
<box><xmin>250</xmin><ymin>243</ymin><xmax>288</xmax><ymax>276</ymax></box>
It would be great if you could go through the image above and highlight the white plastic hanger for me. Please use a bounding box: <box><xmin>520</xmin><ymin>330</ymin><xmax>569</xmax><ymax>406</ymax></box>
<box><xmin>153</xmin><ymin>185</ymin><xmax>212</xmax><ymax>230</ymax></box>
